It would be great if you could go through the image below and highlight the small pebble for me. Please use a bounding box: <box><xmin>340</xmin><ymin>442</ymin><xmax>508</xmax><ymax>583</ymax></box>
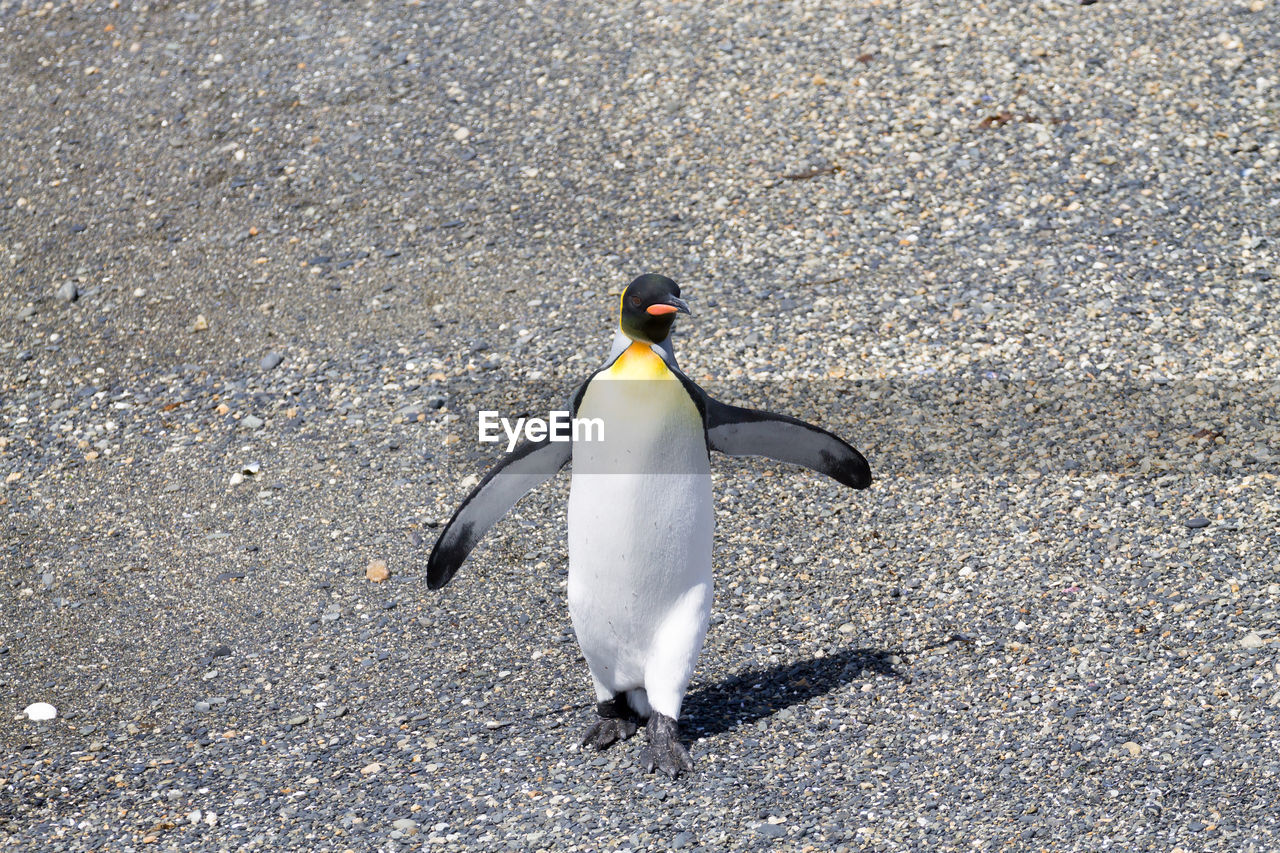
<box><xmin>366</xmin><ymin>559</ymin><xmax>390</xmax><ymax>583</ymax></box>
<box><xmin>23</xmin><ymin>702</ymin><xmax>57</xmax><ymax>721</ymax></box>
<box><xmin>1240</xmin><ymin>632</ymin><xmax>1265</xmax><ymax>649</ymax></box>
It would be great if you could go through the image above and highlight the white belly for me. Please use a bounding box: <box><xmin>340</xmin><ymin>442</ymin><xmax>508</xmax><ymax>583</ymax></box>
<box><xmin>566</xmin><ymin>369</ymin><xmax>713</xmax><ymax>714</ymax></box>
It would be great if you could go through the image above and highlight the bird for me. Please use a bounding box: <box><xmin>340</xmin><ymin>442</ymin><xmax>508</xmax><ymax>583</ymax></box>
<box><xmin>428</xmin><ymin>273</ymin><xmax>871</xmax><ymax>777</ymax></box>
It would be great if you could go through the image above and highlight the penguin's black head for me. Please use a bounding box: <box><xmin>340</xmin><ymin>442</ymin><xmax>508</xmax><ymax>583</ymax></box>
<box><xmin>619</xmin><ymin>274</ymin><xmax>691</xmax><ymax>344</ymax></box>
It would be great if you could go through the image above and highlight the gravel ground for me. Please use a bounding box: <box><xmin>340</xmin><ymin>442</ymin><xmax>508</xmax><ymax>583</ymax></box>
<box><xmin>3</xmin><ymin>0</ymin><xmax>1279</xmax><ymax>849</ymax></box>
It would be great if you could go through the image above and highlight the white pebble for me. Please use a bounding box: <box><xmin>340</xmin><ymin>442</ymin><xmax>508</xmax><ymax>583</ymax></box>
<box><xmin>23</xmin><ymin>702</ymin><xmax>57</xmax><ymax>721</ymax></box>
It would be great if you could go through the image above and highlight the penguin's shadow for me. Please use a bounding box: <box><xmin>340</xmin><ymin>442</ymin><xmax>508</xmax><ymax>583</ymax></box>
<box><xmin>681</xmin><ymin>645</ymin><xmax>906</xmax><ymax>739</ymax></box>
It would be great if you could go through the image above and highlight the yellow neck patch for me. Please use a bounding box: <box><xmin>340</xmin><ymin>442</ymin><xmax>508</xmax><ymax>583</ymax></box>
<box><xmin>607</xmin><ymin>341</ymin><xmax>674</xmax><ymax>380</ymax></box>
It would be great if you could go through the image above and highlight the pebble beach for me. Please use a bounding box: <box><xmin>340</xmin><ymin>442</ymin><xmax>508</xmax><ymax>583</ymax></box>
<box><xmin>2</xmin><ymin>0</ymin><xmax>1278</xmax><ymax>849</ymax></box>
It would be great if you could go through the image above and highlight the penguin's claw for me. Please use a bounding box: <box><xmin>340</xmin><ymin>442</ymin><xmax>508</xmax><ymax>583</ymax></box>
<box><xmin>639</xmin><ymin>713</ymin><xmax>694</xmax><ymax>778</ymax></box>
<box><xmin>579</xmin><ymin>717</ymin><xmax>638</xmax><ymax>750</ymax></box>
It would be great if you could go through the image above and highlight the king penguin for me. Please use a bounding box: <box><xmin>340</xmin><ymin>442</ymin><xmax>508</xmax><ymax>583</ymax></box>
<box><xmin>428</xmin><ymin>273</ymin><xmax>871</xmax><ymax>778</ymax></box>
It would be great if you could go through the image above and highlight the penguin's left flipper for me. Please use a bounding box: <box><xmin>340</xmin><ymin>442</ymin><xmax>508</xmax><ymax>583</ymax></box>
<box><xmin>703</xmin><ymin>397</ymin><xmax>872</xmax><ymax>490</ymax></box>
<box><xmin>427</xmin><ymin>438</ymin><xmax>571</xmax><ymax>589</ymax></box>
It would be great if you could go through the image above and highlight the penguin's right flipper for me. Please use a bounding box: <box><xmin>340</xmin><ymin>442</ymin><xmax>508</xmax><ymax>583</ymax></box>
<box><xmin>427</xmin><ymin>438</ymin><xmax>570</xmax><ymax>589</ymax></box>
<box><xmin>703</xmin><ymin>397</ymin><xmax>872</xmax><ymax>490</ymax></box>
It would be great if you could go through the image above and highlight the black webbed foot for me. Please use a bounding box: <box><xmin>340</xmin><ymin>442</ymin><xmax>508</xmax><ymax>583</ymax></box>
<box><xmin>580</xmin><ymin>717</ymin><xmax>638</xmax><ymax>750</ymax></box>
<box><xmin>579</xmin><ymin>696</ymin><xmax>640</xmax><ymax>751</ymax></box>
<box><xmin>637</xmin><ymin>712</ymin><xmax>694</xmax><ymax>778</ymax></box>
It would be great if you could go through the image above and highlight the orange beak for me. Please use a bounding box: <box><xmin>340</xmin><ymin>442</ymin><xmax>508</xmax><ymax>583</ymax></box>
<box><xmin>646</xmin><ymin>304</ymin><xmax>680</xmax><ymax>316</ymax></box>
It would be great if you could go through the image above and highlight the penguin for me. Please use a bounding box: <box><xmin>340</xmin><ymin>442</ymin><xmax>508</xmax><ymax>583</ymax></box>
<box><xmin>428</xmin><ymin>273</ymin><xmax>871</xmax><ymax>778</ymax></box>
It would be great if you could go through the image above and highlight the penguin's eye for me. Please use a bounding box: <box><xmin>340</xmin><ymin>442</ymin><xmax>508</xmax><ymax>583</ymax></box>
<box><xmin>630</xmin><ymin>296</ymin><xmax>641</xmax><ymax>309</ymax></box>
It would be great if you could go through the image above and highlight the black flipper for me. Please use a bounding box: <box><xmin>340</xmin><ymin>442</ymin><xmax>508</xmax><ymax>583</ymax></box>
<box><xmin>701</xmin><ymin>396</ymin><xmax>872</xmax><ymax>490</ymax></box>
<box><xmin>427</xmin><ymin>438</ymin><xmax>571</xmax><ymax>589</ymax></box>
